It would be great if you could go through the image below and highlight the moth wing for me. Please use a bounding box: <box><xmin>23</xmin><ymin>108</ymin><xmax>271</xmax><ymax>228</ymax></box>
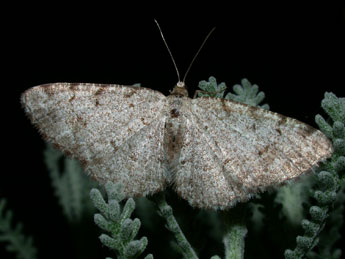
<box><xmin>174</xmin><ymin>97</ymin><xmax>332</xmax><ymax>209</ymax></box>
<box><xmin>22</xmin><ymin>83</ymin><xmax>168</xmax><ymax>196</ymax></box>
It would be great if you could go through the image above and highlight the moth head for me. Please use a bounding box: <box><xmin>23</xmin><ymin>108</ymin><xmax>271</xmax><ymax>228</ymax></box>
<box><xmin>170</xmin><ymin>81</ymin><xmax>188</xmax><ymax>97</ymax></box>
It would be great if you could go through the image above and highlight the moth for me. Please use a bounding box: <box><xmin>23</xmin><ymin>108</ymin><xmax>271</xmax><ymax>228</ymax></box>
<box><xmin>21</xmin><ymin>80</ymin><xmax>332</xmax><ymax>209</ymax></box>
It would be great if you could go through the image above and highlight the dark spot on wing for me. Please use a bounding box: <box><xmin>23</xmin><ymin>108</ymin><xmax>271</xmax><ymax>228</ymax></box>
<box><xmin>129</xmin><ymin>103</ymin><xmax>134</xmax><ymax>108</ymax></box>
<box><xmin>258</xmin><ymin>145</ymin><xmax>269</xmax><ymax>156</ymax></box>
<box><xmin>124</xmin><ymin>90</ymin><xmax>137</xmax><ymax>98</ymax></box>
<box><xmin>221</xmin><ymin>99</ymin><xmax>232</xmax><ymax>115</ymax></box>
<box><xmin>69</xmin><ymin>95</ymin><xmax>76</xmax><ymax>102</ymax></box>
<box><xmin>95</xmin><ymin>87</ymin><xmax>106</xmax><ymax>96</ymax></box>
<box><xmin>42</xmin><ymin>85</ymin><xmax>55</xmax><ymax>96</ymax></box>
<box><xmin>277</xmin><ymin>115</ymin><xmax>288</xmax><ymax>126</ymax></box>
<box><xmin>276</xmin><ymin>128</ymin><xmax>282</xmax><ymax>135</ymax></box>
<box><xmin>130</xmin><ymin>154</ymin><xmax>138</xmax><ymax>161</ymax></box>
<box><xmin>69</xmin><ymin>83</ymin><xmax>80</xmax><ymax>91</ymax></box>
<box><xmin>247</xmin><ymin>106</ymin><xmax>259</xmax><ymax>119</ymax></box>
<box><xmin>224</xmin><ymin>158</ymin><xmax>231</xmax><ymax>165</ymax></box>
<box><xmin>110</xmin><ymin>140</ymin><xmax>119</xmax><ymax>152</ymax></box>
<box><xmin>141</xmin><ymin>118</ymin><xmax>149</xmax><ymax>126</ymax></box>
<box><xmin>52</xmin><ymin>142</ymin><xmax>72</xmax><ymax>157</ymax></box>
<box><xmin>170</xmin><ymin>108</ymin><xmax>180</xmax><ymax>118</ymax></box>
<box><xmin>76</xmin><ymin>115</ymin><xmax>87</xmax><ymax>127</ymax></box>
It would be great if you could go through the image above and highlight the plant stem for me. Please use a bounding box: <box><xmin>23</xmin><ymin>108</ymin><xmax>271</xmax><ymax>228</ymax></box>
<box><xmin>221</xmin><ymin>204</ymin><xmax>248</xmax><ymax>259</ymax></box>
<box><xmin>153</xmin><ymin>192</ymin><xmax>198</xmax><ymax>259</ymax></box>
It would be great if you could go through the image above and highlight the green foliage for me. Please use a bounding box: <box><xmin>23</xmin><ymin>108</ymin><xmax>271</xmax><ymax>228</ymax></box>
<box><xmin>314</xmin><ymin>179</ymin><xmax>345</xmax><ymax>259</ymax></box>
<box><xmin>197</xmin><ymin>76</ymin><xmax>227</xmax><ymax>98</ymax></box>
<box><xmin>320</xmin><ymin>93</ymin><xmax>345</xmax><ymax>123</ymax></box>
<box><xmin>248</xmin><ymin>202</ymin><xmax>265</xmax><ymax>231</ymax></box>
<box><xmin>90</xmin><ymin>182</ymin><xmax>152</xmax><ymax>259</ymax></box>
<box><xmin>285</xmin><ymin>92</ymin><xmax>345</xmax><ymax>259</ymax></box>
<box><xmin>152</xmin><ymin>193</ymin><xmax>198</xmax><ymax>259</ymax></box>
<box><xmin>44</xmin><ymin>144</ymin><xmax>98</xmax><ymax>222</ymax></box>
<box><xmin>274</xmin><ymin>175</ymin><xmax>312</xmax><ymax>226</ymax></box>
<box><xmin>225</xmin><ymin>78</ymin><xmax>269</xmax><ymax>110</ymax></box>
<box><xmin>221</xmin><ymin>205</ymin><xmax>247</xmax><ymax>259</ymax></box>
<box><xmin>0</xmin><ymin>198</ymin><xmax>37</xmax><ymax>259</ymax></box>
<box><xmin>197</xmin><ymin>77</ymin><xmax>269</xmax><ymax>111</ymax></box>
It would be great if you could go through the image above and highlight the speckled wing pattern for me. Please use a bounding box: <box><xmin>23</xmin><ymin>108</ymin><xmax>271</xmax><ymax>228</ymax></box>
<box><xmin>22</xmin><ymin>83</ymin><xmax>333</xmax><ymax>209</ymax></box>
<box><xmin>21</xmin><ymin>83</ymin><xmax>168</xmax><ymax>197</ymax></box>
<box><xmin>173</xmin><ymin>97</ymin><xmax>332</xmax><ymax>208</ymax></box>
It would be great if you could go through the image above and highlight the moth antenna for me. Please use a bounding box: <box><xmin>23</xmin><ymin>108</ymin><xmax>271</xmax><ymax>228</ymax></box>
<box><xmin>182</xmin><ymin>27</ymin><xmax>216</xmax><ymax>83</ymax></box>
<box><xmin>154</xmin><ymin>19</ymin><xmax>181</xmax><ymax>83</ymax></box>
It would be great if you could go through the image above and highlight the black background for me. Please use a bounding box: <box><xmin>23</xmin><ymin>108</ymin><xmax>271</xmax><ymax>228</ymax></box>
<box><xmin>2</xmin><ymin>2</ymin><xmax>345</xmax><ymax>259</ymax></box>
